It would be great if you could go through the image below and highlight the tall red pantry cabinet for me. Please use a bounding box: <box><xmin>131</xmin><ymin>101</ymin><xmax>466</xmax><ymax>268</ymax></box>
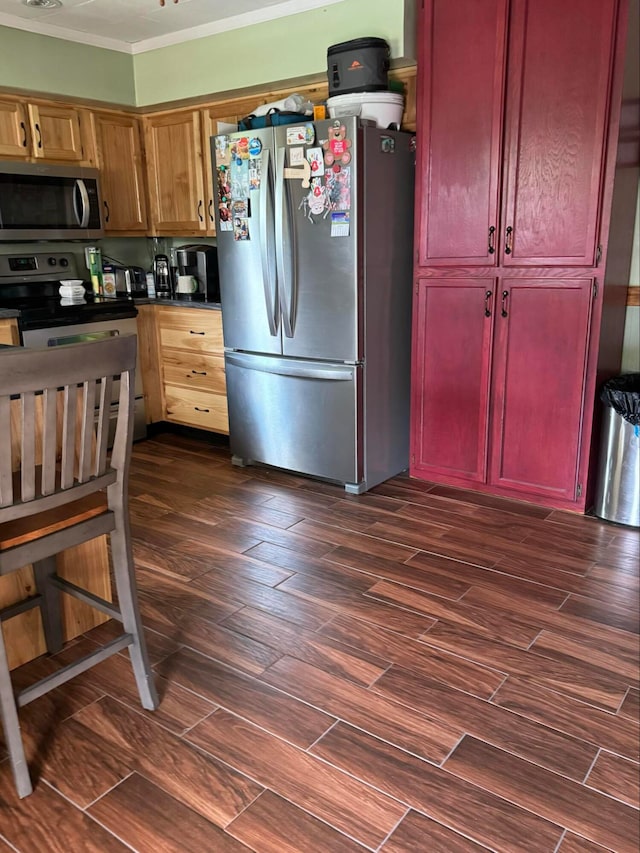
<box><xmin>410</xmin><ymin>0</ymin><xmax>629</xmax><ymax>511</ymax></box>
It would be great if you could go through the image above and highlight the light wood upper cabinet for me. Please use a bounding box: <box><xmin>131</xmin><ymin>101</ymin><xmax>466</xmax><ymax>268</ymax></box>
<box><xmin>27</xmin><ymin>102</ymin><xmax>85</xmax><ymax>162</ymax></box>
<box><xmin>0</xmin><ymin>99</ymin><xmax>29</xmax><ymax>157</ymax></box>
<box><xmin>144</xmin><ymin>110</ymin><xmax>207</xmax><ymax>235</ymax></box>
<box><xmin>0</xmin><ymin>97</ymin><xmax>89</xmax><ymax>163</ymax></box>
<box><xmin>92</xmin><ymin>112</ymin><xmax>148</xmax><ymax>233</ymax></box>
<box><xmin>143</xmin><ymin>108</ymin><xmax>240</xmax><ymax>237</ymax></box>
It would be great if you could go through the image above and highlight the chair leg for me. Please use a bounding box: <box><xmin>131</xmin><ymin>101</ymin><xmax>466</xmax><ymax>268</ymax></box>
<box><xmin>0</xmin><ymin>625</ymin><xmax>32</xmax><ymax>798</ymax></box>
<box><xmin>32</xmin><ymin>556</ymin><xmax>63</xmax><ymax>655</ymax></box>
<box><xmin>109</xmin><ymin>522</ymin><xmax>159</xmax><ymax>711</ymax></box>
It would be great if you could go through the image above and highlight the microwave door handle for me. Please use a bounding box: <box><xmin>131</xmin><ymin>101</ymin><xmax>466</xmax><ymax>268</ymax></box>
<box><xmin>259</xmin><ymin>148</ymin><xmax>278</xmax><ymax>336</ymax></box>
<box><xmin>275</xmin><ymin>147</ymin><xmax>294</xmax><ymax>338</ymax></box>
<box><xmin>74</xmin><ymin>179</ymin><xmax>90</xmax><ymax>228</ymax></box>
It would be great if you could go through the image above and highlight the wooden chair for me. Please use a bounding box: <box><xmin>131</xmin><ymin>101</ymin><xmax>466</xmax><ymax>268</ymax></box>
<box><xmin>0</xmin><ymin>334</ymin><xmax>158</xmax><ymax>798</ymax></box>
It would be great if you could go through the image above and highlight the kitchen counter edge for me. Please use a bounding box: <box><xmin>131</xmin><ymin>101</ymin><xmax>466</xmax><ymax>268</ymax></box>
<box><xmin>135</xmin><ymin>299</ymin><xmax>222</xmax><ymax>311</ymax></box>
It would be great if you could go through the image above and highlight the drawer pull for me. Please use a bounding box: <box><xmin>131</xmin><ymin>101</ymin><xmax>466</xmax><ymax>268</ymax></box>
<box><xmin>191</xmin><ymin>370</ymin><xmax>207</xmax><ymax>375</ymax></box>
<box><xmin>194</xmin><ymin>406</ymin><xmax>210</xmax><ymax>413</ymax></box>
<box><xmin>189</xmin><ymin>330</ymin><xmax>206</xmax><ymax>335</ymax></box>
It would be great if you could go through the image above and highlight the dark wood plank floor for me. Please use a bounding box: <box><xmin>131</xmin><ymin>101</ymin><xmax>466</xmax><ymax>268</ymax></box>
<box><xmin>1</xmin><ymin>432</ymin><xmax>638</xmax><ymax>852</ymax></box>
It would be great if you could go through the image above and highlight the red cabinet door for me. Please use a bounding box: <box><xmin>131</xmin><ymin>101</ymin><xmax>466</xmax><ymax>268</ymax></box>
<box><xmin>411</xmin><ymin>278</ymin><xmax>496</xmax><ymax>482</ymax></box>
<box><xmin>501</xmin><ymin>0</ymin><xmax>617</xmax><ymax>266</ymax></box>
<box><xmin>489</xmin><ymin>278</ymin><xmax>593</xmax><ymax>501</ymax></box>
<box><xmin>416</xmin><ymin>0</ymin><xmax>507</xmax><ymax>266</ymax></box>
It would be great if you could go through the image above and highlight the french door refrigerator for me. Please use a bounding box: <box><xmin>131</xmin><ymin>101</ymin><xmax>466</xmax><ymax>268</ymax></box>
<box><xmin>212</xmin><ymin>116</ymin><xmax>414</xmax><ymax>493</ymax></box>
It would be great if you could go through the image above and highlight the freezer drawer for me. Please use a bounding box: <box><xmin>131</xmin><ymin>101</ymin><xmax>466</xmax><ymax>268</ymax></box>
<box><xmin>225</xmin><ymin>352</ymin><xmax>361</xmax><ymax>485</ymax></box>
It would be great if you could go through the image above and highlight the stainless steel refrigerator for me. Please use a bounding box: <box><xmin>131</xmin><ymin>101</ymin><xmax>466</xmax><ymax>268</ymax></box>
<box><xmin>212</xmin><ymin>116</ymin><xmax>414</xmax><ymax>494</ymax></box>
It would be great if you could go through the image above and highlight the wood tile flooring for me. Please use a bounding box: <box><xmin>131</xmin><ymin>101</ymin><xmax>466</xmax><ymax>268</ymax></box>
<box><xmin>1</xmin><ymin>432</ymin><xmax>638</xmax><ymax>852</ymax></box>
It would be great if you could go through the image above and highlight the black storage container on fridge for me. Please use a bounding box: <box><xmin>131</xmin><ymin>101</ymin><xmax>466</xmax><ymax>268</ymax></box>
<box><xmin>327</xmin><ymin>37</ymin><xmax>390</xmax><ymax>96</ymax></box>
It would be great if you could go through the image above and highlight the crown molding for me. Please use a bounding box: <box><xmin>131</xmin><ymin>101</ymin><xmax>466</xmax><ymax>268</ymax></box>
<box><xmin>0</xmin><ymin>0</ymin><xmax>347</xmax><ymax>56</ymax></box>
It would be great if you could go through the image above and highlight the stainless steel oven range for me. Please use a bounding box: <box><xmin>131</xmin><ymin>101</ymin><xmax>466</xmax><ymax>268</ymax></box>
<box><xmin>0</xmin><ymin>251</ymin><xmax>146</xmax><ymax>442</ymax></box>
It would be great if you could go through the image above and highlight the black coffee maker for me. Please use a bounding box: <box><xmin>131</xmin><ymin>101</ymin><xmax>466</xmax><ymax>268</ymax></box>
<box><xmin>175</xmin><ymin>245</ymin><xmax>220</xmax><ymax>303</ymax></box>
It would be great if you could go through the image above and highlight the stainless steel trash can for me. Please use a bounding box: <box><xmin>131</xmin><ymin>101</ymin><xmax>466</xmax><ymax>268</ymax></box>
<box><xmin>594</xmin><ymin>405</ymin><xmax>640</xmax><ymax>526</ymax></box>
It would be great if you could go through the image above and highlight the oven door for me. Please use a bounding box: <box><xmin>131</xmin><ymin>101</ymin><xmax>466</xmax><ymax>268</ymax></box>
<box><xmin>21</xmin><ymin>319</ymin><xmax>146</xmax><ymax>442</ymax></box>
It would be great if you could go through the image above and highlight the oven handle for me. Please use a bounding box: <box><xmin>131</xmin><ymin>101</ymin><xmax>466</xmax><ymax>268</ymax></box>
<box><xmin>73</xmin><ymin>179</ymin><xmax>91</xmax><ymax>228</ymax></box>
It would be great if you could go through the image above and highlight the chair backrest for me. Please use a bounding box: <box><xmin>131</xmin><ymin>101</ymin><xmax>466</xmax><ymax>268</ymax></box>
<box><xmin>0</xmin><ymin>334</ymin><xmax>137</xmax><ymax>524</ymax></box>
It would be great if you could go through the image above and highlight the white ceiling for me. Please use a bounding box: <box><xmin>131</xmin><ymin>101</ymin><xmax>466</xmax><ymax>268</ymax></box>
<box><xmin>0</xmin><ymin>0</ymin><xmax>346</xmax><ymax>54</ymax></box>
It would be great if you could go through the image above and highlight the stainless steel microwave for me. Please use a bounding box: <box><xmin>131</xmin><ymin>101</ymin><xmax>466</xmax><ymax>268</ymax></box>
<box><xmin>0</xmin><ymin>161</ymin><xmax>104</xmax><ymax>241</ymax></box>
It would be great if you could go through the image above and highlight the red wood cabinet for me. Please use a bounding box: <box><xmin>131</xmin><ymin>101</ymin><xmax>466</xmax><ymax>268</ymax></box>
<box><xmin>488</xmin><ymin>279</ymin><xmax>594</xmax><ymax>501</ymax></box>
<box><xmin>411</xmin><ymin>0</ymin><xmax>627</xmax><ymax>511</ymax></box>
<box><xmin>412</xmin><ymin>279</ymin><xmax>495</xmax><ymax>482</ymax></box>
<box><xmin>416</xmin><ymin>0</ymin><xmax>507</xmax><ymax>266</ymax></box>
<box><xmin>501</xmin><ymin>0</ymin><xmax>618</xmax><ymax>266</ymax></box>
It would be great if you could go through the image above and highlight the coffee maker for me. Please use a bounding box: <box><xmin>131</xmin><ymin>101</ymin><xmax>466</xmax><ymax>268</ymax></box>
<box><xmin>175</xmin><ymin>245</ymin><xmax>220</xmax><ymax>303</ymax></box>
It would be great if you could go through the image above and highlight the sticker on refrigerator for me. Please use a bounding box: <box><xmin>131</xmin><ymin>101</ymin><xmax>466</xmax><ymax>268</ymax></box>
<box><xmin>289</xmin><ymin>146</ymin><xmax>305</xmax><ymax>167</ymax></box>
<box><xmin>249</xmin><ymin>157</ymin><xmax>262</xmax><ymax>190</ymax></box>
<box><xmin>231</xmin><ymin>137</ymin><xmax>251</xmax><ymax>162</ymax></box>
<box><xmin>286</xmin><ymin>123</ymin><xmax>315</xmax><ymax>146</ymax></box>
<box><xmin>248</xmin><ymin>137</ymin><xmax>262</xmax><ymax>157</ymax></box>
<box><xmin>217</xmin><ymin>165</ymin><xmax>233</xmax><ymax>231</ymax></box>
<box><xmin>325</xmin><ymin>166</ymin><xmax>350</xmax><ymax>212</ymax></box>
<box><xmin>298</xmin><ymin>178</ymin><xmax>326</xmax><ymax>222</ymax></box>
<box><xmin>232</xmin><ymin>200</ymin><xmax>250</xmax><ymax>241</ymax></box>
<box><xmin>230</xmin><ymin>156</ymin><xmax>250</xmax><ymax>201</ymax></box>
<box><xmin>215</xmin><ymin>135</ymin><xmax>231</xmax><ymax>168</ymax></box>
<box><xmin>330</xmin><ymin>212</ymin><xmax>350</xmax><ymax>238</ymax></box>
<box><xmin>323</xmin><ymin>123</ymin><xmax>352</xmax><ymax>168</ymax></box>
<box><xmin>307</xmin><ymin>147</ymin><xmax>324</xmax><ymax>177</ymax></box>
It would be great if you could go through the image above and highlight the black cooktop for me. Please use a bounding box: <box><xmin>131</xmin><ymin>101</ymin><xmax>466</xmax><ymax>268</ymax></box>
<box><xmin>0</xmin><ymin>251</ymin><xmax>139</xmax><ymax>330</ymax></box>
<box><xmin>0</xmin><ymin>282</ymin><xmax>137</xmax><ymax>330</ymax></box>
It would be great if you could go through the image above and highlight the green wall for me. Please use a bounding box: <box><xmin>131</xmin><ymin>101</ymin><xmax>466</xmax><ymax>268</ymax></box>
<box><xmin>133</xmin><ymin>0</ymin><xmax>406</xmax><ymax>106</ymax></box>
<box><xmin>0</xmin><ymin>25</ymin><xmax>135</xmax><ymax>105</ymax></box>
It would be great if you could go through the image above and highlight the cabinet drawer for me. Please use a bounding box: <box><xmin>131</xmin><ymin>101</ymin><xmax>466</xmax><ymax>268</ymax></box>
<box><xmin>164</xmin><ymin>384</ymin><xmax>228</xmax><ymax>433</ymax></box>
<box><xmin>162</xmin><ymin>351</ymin><xmax>226</xmax><ymax>395</ymax></box>
<box><xmin>158</xmin><ymin>308</ymin><xmax>223</xmax><ymax>353</ymax></box>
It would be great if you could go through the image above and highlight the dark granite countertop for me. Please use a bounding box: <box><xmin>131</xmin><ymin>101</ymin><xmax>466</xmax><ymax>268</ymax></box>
<box><xmin>135</xmin><ymin>299</ymin><xmax>222</xmax><ymax>311</ymax></box>
<box><xmin>0</xmin><ymin>309</ymin><xmax>21</xmax><ymax>319</ymax></box>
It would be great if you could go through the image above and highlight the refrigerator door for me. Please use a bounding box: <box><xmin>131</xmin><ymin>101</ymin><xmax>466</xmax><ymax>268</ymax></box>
<box><xmin>274</xmin><ymin>117</ymin><xmax>359</xmax><ymax>362</ymax></box>
<box><xmin>225</xmin><ymin>351</ymin><xmax>362</xmax><ymax>485</ymax></box>
<box><xmin>212</xmin><ymin>128</ymin><xmax>281</xmax><ymax>354</ymax></box>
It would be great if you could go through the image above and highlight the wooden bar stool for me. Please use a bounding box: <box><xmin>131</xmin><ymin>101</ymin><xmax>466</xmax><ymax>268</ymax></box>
<box><xmin>0</xmin><ymin>334</ymin><xmax>158</xmax><ymax>798</ymax></box>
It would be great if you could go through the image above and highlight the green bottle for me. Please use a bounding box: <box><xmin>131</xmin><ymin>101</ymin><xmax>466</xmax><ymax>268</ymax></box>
<box><xmin>86</xmin><ymin>246</ymin><xmax>103</xmax><ymax>296</ymax></box>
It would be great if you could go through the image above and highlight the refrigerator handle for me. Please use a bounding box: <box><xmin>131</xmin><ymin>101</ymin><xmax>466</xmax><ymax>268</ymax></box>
<box><xmin>259</xmin><ymin>148</ymin><xmax>278</xmax><ymax>336</ymax></box>
<box><xmin>275</xmin><ymin>147</ymin><xmax>294</xmax><ymax>338</ymax></box>
<box><xmin>226</xmin><ymin>352</ymin><xmax>354</xmax><ymax>381</ymax></box>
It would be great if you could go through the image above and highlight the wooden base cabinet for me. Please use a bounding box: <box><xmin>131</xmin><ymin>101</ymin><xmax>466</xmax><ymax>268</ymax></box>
<box><xmin>489</xmin><ymin>279</ymin><xmax>594</xmax><ymax>503</ymax></box>
<box><xmin>412</xmin><ymin>278</ymin><xmax>594</xmax><ymax>504</ymax></box>
<box><xmin>157</xmin><ymin>306</ymin><xmax>229</xmax><ymax>434</ymax></box>
<box><xmin>412</xmin><ymin>279</ymin><xmax>494</xmax><ymax>484</ymax></box>
<box><xmin>411</xmin><ymin>0</ymin><xmax>628</xmax><ymax>511</ymax></box>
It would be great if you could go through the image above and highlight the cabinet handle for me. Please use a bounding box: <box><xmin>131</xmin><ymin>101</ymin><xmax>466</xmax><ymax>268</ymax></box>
<box><xmin>20</xmin><ymin>121</ymin><xmax>27</xmax><ymax>147</ymax></box>
<box><xmin>484</xmin><ymin>290</ymin><xmax>493</xmax><ymax>317</ymax></box>
<box><xmin>197</xmin><ymin>199</ymin><xmax>204</xmax><ymax>222</ymax></box>
<box><xmin>191</xmin><ymin>369</ymin><xmax>207</xmax><ymax>375</ymax></box>
<box><xmin>504</xmin><ymin>226</ymin><xmax>513</xmax><ymax>255</ymax></box>
<box><xmin>488</xmin><ymin>226</ymin><xmax>496</xmax><ymax>254</ymax></box>
<box><xmin>35</xmin><ymin>122</ymin><xmax>42</xmax><ymax>149</ymax></box>
<box><xmin>501</xmin><ymin>289</ymin><xmax>509</xmax><ymax>317</ymax></box>
<box><xmin>194</xmin><ymin>407</ymin><xmax>210</xmax><ymax>413</ymax></box>
<box><xmin>208</xmin><ymin>199</ymin><xmax>214</xmax><ymax>222</ymax></box>
<box><xmin>189</xmin><ymin>330</ymin><xmax>205</xmax><ymax>335</ymax></box>
<box><xmin>103</xmin><ymin>200</ymin><xmax>110</xmax><ymax>223</ymax></box>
